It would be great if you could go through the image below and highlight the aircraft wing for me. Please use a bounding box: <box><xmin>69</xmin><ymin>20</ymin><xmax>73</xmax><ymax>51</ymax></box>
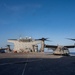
<box><xmin>64</xmin><ymin>45</ymin><xmax>75</xmax><ymax>48</ymax></box>
<box><xmin>45</xmin><ymin>44</ymin><xmax>75</xmax><ymax>49</ymax></box>
<box><xmin>45</xmin><ymin>44</ymin><xmax>57</xmax><ymax>48</ymax></box>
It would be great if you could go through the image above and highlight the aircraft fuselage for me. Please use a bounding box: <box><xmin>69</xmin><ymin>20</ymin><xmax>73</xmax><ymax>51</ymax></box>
<box><xmin>53</xmin><ymin>46</ymin><xmax>69</xmax><ymax>55</ymax></box>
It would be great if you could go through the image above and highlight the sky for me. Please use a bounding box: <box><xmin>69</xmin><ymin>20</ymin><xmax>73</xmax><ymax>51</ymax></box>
<box><xmin>0</xmin><ymin>0</ymin><xmax>75</xmax><ymax>49</ymax></box>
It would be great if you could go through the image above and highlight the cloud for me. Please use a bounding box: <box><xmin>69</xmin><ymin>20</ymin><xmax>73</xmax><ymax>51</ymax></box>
<box><xmin>2</xmin><ymin>3</ymin><xmax>42</xmax><ymax>11</ymax></box>
<box><xmin>24</xmin><ymin>4</ymin><xmax>42</xmax><ymax>8</ymax></box>
<box><xmin>3</xmin><ymin>3</ymin><xmax>21</xmax><ymax>11</ymax></box>
<box><xmin>0</xmin><ymin>20</ymin><xmax>10</xmax><ymax>25</ymax></box>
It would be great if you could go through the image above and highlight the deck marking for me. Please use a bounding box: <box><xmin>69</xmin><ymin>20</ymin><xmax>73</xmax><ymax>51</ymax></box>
<box><xmin>22</xmin><ymin>63</ymin><xmax>27</xmax><ymax>75</ymax></box>
<box><xmin>0</xmin><ymin>59</ymin><xmax>43</xmax><ymax>66</ymax></box>
<box><xmin>21</xmin><ymin>54</ymin><xmax>29</xmax><ymax>75</ymax></box>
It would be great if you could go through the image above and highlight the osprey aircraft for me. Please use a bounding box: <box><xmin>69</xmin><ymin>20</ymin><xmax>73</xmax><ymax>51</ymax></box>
<box><xmin>37</xmin><ymin>38</ymin><xmax>75</xmax><ymax>56</ymax></box>
<box><xmin>45</xmin><ymin>44</ymin><xmax>75</xmax><ymax>56</ymax></box>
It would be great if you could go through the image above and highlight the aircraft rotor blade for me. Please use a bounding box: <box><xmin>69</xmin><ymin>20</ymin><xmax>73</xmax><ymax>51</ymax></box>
<box><xmin>46</xmin><ymin>40</ymin><xmax>52</xmax><ymax>41</ymax></box>
<box><xmin>35</xmin><ymin>37</ymin><xmax>49</xmax><ymax>41</ymax></box>
<box><xmin>66</xmin><ymin>38</ymin><xmax>75</xmax><ymax>41</ymax></box>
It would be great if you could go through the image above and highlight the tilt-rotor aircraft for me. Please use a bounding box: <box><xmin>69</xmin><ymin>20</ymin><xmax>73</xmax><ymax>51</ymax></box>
<box><xmin>8</xmin><ymin>37</ymin><xmax>75</xmax><ymax>56</ymax></box>
<box><xmin>37</xmin><ymin>38</ymin><xmax>75</xmax><ymax>56</ymax></box>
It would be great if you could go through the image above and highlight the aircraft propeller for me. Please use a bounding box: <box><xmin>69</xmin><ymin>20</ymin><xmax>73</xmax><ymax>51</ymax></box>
<box><xmin>35</xmin><ymin>37</ymin><xmax>51</xmax><ymax>41</ymax></box>
<box><xmin>66</xmin><ymin>38</ymin><xmax>75</xmax><ymax>41</ymax></box>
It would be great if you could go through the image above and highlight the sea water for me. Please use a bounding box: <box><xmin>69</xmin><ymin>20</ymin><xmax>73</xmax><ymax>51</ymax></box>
<box><xmin>69</xmin><ymin>52</ymin><xmax>75</xmax><ymax>56</ymax></box>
